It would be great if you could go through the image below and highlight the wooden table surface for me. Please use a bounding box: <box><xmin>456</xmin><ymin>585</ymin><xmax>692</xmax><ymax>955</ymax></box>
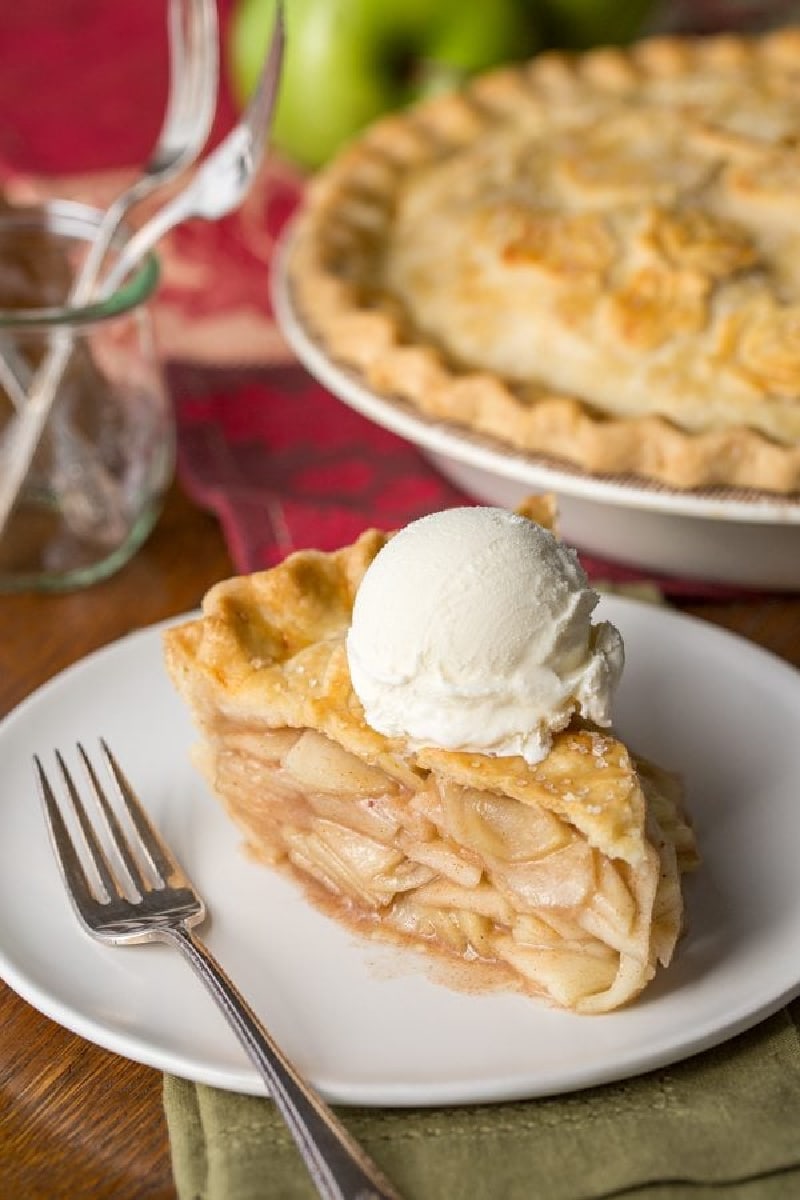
<box><xmin>1</xmin><ymin>478</ymin><xmax>799</xmax><ymax>1199</ymax></box>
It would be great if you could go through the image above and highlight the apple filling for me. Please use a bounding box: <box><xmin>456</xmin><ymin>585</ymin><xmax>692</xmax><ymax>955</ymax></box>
<box><xmin>194</xmin><ymin>721</ymin><xmax>695</xmax><ymax>1014</ymax></box>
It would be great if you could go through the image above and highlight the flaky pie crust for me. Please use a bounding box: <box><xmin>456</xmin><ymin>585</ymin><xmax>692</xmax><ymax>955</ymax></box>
<box><xmin>286</xmin><ymin>29</ymin><xmax>800</xmax><ymax>494</ymax></box>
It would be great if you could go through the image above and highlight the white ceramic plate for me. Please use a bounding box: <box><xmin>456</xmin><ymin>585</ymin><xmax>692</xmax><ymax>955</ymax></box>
<box><xmin>1</xmin><ymin>602</ymin><xmax>800</xmax><ymax>1106</ymax></box>
<box><xmin>272</xmin><ymin>248</ymin><xmax>800</xmax><ymax>590</ymax></box>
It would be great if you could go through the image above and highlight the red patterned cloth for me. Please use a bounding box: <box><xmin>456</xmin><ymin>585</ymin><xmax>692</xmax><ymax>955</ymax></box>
<box><xmin>172</xmin><ymin>364</ymin><xmax>468</xmax><ymax>569</ymax></box>
<box><xmin>0</xmin><ymin>1</ymin><xmax>778</xmax><ymax>597</ymax></box>
<box><xmin>171</xmin><ymin>364</ymin><xmax>761</xmax><ymax>599</ymax></box>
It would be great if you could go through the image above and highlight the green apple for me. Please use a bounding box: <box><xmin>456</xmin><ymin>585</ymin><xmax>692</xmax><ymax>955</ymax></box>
<box><xmin>540</xmin><ymin>0</ymin><xmax>655</xmax><ymax>49</ymax></box>
<box><xmin>228</xmin><ymin>0</ymin><xmax>543</xmax><ymax>168</ymax></box>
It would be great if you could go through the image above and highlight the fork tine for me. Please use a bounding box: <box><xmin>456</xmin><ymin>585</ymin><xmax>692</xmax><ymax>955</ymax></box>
<box><xmin>35</xmin><ymin>756</ymin><xmax>107</xmax><ymax>913</ymax></box>
<box><xmin>53</xmin><ymin>750</ymin><xmax>125</xmax><ymax>903</ymax></box>
<box><xmin>187</xmin><ymin>0</ymin><xmax>220</xmax><ymax>117</ymax></box>
<box><xmin>99</xmin><ymin>738</ymin><xmax>183</xmax><ymax>886</ymax></box>
<box><xmin>77</xmin><ymin>743</ymin><xmax>149</xmax><ymax>897</ymax></box>
<box><xmin>175</xmin><ymin>0</ymin><xmax>219</xmax><ymax>145</ymax></box>
<box><xmin>166</xmin><ymin>0</ymin><xmax>200</xmax><ymax>132</ymax></box>
<box><xmin>162</xmin><ymin>0</ymin><xmax>188</xmax><ymax>131</ymax></box>
<box><xmin>243</xmin><ymin>0</ymin><xmax>285</xmax><ymax>147</ymax></box>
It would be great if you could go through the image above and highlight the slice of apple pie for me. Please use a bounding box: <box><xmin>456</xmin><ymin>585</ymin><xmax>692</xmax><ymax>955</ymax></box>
<box><xmin>164</xmin><ymin>514</ymin><xmax>697</xmax><ymax>1014</ymax></box>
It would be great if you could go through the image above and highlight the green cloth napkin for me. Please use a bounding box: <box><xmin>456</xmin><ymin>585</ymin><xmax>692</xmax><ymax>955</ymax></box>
<box><xmin>164</xmin><ymin>999</ymin><xmax>800</xmax><ymax>1200</ymax></box>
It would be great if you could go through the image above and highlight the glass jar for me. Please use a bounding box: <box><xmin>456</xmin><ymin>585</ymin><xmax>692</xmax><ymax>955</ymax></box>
<box><xmin>0</xmin><ymin>200</ymin><xmax>174</xmax><ymax>591</ymax></box>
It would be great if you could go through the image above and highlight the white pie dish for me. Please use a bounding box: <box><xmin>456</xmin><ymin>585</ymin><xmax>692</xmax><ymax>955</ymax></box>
<box><xmin>272</xmin><ymin>238</ymin><xmax>800</xmax><ymax>591</ymax></box>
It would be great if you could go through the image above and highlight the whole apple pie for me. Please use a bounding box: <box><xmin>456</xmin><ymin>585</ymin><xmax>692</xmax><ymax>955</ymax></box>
<box><xmin>164</xmin><ymin>504</ymin><xmax>698</xmax><ymax>1013</ymax></box>
<box><xmin>285</xmin><ymin>29</ymin><xmax>800</xmax><ymax>493</ymax></box>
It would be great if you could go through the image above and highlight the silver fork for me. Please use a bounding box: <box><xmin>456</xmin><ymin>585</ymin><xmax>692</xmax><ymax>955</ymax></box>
<box><xmin>36</xmin><ymin>740</ymin><xmax>403</xmax><ymax>1200</ymax></box>
<box><xmin>0</xmin><ymin>0</ymin><xmax>219</xmax><ymax>544</ymax></box>
<box><xmin>97</xmin><ymin>0</ymin><xmax>286</xmax><ymax>299</ymax></box>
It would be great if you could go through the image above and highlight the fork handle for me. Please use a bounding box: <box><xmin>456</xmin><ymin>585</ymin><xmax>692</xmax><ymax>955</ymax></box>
<box><xmin>162</xmin><ymin>924</ymin><xmax>403</xmax><ymax>1200</ymax></box>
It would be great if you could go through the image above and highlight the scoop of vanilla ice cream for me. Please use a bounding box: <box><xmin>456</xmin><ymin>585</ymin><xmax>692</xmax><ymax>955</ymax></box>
<box><xmin>346</xmin><ymin>506</ymin><xmax>624</xmax><ymax>765</ymax></box>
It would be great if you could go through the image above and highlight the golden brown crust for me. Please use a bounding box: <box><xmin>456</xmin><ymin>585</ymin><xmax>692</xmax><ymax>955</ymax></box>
<box><xmin>285</xmin><ymin>29</ymin><xmax>800</xmax><ymax>494</ymax></box>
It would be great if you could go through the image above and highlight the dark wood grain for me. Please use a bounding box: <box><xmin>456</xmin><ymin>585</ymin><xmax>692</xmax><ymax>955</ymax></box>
<box><xmin>0</xmin><ymin>478</ymin><xmax>798</xmax><ymax>1199</ymax></box>
<box><xmin>680</xmin><ymin>596</ymin><xmax>800</xmax><ymax>667</ymax></box>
